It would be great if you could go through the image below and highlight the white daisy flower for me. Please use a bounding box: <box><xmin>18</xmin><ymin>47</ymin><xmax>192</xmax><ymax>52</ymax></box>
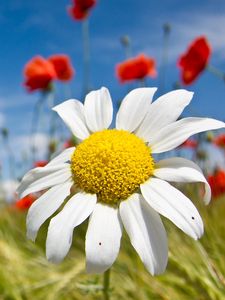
<box><xmin>17</xmin><ymin>87</ymin><xmax>225</xmax><ymax>275</ymax></box>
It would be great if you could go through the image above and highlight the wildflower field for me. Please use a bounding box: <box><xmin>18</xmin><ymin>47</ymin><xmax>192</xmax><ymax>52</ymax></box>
<box><xmin>0</xmin><ymin>1</ymin><xmax>225</xmax><ymax>299</ymax></box>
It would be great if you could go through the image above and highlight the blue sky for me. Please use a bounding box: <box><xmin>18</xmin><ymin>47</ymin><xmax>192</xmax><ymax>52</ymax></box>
<box><xmin>1</xmin><ymin>0</ymin><xmax>225</xmax><ymax>181</ymax></box>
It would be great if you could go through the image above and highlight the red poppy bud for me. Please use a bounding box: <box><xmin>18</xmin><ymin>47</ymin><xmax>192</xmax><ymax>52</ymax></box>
<box><xmin>68</xmin><ymin>0</ymin><xmax>96</xmax><ymax>21</ymax></box>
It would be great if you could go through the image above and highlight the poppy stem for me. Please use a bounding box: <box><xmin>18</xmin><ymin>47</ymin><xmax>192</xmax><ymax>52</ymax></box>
<box><xmin>48</xmin><ymin>90</ymin><xmax>57</xmax><ymax>160</ymax></box>
<box><xmin>207</xmin><ymin>65</ymin><xmax>225</xmax><ymax>81</ymax></box>
<box><xmin>1</xmin><ymin>128</ymin><xmax>16</xmax><ymax>180</ymax></box>
<box><xmin>103</xmin><ymin>268</ymin><xmax>111</xmax><ymax>300</ymax></box>
<box><xmin>30</xmin><ymin>94</ymin><xmax>46</xmax><ymax>163</ymax></box>
<box><xmin>159</xmin><ymin>23</ymin><xmax>171</xmax><ymax>94</ymax></box>
<box><xmin>120</xmin><ymin>35</ymin><xmax>132</xmax><ymax>58</ymax></box>
<box><xmin>82</xmin><ymin>19</ymin><xmax>91</xmax><ymax>100</ymax></box>
<box><xmin>139</xmin><ymin>78</ymin><xmax>146</xmax><ymax>87</ymax></box>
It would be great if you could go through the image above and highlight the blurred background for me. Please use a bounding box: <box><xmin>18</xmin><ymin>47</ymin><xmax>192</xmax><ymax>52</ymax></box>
<box><xmin>0</xmin><ymin>0</ymin><xmax>225</xmax><ymax>299</ymax></box>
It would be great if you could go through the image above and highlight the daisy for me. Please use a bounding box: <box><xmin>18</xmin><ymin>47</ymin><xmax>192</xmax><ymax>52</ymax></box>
<box><xmin>17</xmin><ymin>87</ymin><xmax>225</xmax><ymax>275</ymax></box>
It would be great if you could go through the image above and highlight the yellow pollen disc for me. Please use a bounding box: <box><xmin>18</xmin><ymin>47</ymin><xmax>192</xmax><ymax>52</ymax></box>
<box><xmin>71</xmin><ymin>129</ymin><xmax>154</xmax><ymax>205</ymax></box>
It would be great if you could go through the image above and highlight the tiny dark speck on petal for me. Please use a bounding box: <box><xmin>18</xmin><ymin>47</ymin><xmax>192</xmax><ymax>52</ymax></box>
<box><xmin>99</xmin><ymin>242</ymin><xmax>102</xmax><ymax>245</ymax></box>
<box><xmin>192</xmin><ymin>216</ymin><xmax>195</xmax><ymax>220</ymax></box>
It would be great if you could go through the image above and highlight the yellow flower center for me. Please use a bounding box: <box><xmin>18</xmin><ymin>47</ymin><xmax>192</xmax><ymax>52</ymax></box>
<box><xmin>71</xmin><ymin>129</ymin><xmax>154</xmax><ymax>205</ymax></box>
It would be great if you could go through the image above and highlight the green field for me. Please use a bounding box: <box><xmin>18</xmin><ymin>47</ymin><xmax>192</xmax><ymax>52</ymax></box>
<box><xmin>0</xmin><ymin>189</ymin><xmax>224</xmax><ymax>300</ymax></box>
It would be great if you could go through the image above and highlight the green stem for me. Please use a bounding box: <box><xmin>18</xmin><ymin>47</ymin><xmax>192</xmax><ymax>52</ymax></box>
<box><xmin>195</xmin><ymin>241</ymin><xmax>224</xmax><ymax>287</ymax></box>
<box><xmin>207</xmin><ymin>65</ymin><xmax>225</xmax><ymax>81</ymax></box>
<box><xmin>120</xmin><ymin>35</ymin><xmax>132</xmax><ymax>59</ymax></box>
<box><xmin>82</xmin><ymin>19</ymin><xmax>91</xmax><ymax>99</ymax></box>
<box><xmin>159</xmin><ymin>23</ymin><xmax>171</xmax><ymax>94</ymax></box>
<box><xmin>124</xmin><ymin>44</ymin><xmax>132</xmax><ymax>59</ymax></box>
<box><xmin>48</xmin><ymin>91</ymin><xmax>57</xmax><ymax>160</ymax></box>
<box><xmin>2</xmin><ymin>133</ymin><xmax>16</xmax><ymax>180</ymax></box>
<box><xmin>48</xmin><ymin>91</ymin><xmax>56</xmax><ymax>138</ymax></box>
<box><xmin>30</xmin><ymin>94</ymin><xmax>46</xmax><ymax>163</ymax></box>
<box><xmin>103</xmin><ymin>269</ymin><xmax>111</xmax><ymax>300</ymax></box>
<box><xmin>139</xmin><ymin>78</ymin><xmax>146</xmax><ymax>87</ymax></box>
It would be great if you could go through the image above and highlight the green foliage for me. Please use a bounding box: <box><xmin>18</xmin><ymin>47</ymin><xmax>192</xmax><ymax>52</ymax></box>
<box><xmin>0</xmin><ymin>193</ymin><xmax>224</xmax><ymax>299</ymax></box>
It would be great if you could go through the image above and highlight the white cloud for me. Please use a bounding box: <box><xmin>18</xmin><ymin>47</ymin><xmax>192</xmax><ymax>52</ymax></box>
<box><xmin>0</xmin><ymin>94</ymin><xmax>32</xmax><ymax>110</ymax></box>
<box><xmin>14</xmin><ymin>132</ymin><xmax>49</xmax><ymax>160</ymax></box>
<box><xmin>0</xmin><ymin>132</ymin><xmax>49</xmax><ymax>181</ymax></box>
<box><xmin>127</xmin><ymin>11</ymin><xmax>225</xmax><ymax>65</ymax></box>
<box><xmin>87</xmin><ymin>11</ymin><xmax>225</xmax><ymax>72</ymax></box>
<box><xmin>0</xmin><ymin>179</ymin><xmax>19</xmax><ymax>203</ymax></box>
<box><xmin>169</xmin><ymin>13</ymin><xmax>225</xmax><ymax>62</ymax></box>
<box><xmin>0</xmin><ymin>132</ymin><xmax>49</xmax><ymax>162</ymax></box>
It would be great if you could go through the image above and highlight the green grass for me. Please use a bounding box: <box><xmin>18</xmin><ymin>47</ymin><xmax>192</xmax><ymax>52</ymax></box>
<box><xmin>0</xmin><ymin>189</ymin><xmax>225</xmax><ymax>299</ymax></box>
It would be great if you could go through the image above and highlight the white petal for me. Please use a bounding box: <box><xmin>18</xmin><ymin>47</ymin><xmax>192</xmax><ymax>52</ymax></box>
<box><xmin>47</xmin><ymin>147</ymin><xmax>75</xmax><ymax>166</ymax></box>
<box><xmin>27</xmin><ymin>182</ymin><xmax>73</xmax><ymax>241</ymax></box>
<box><xmin>17</xmin><ymin>164</ymin><xmax>71</xmax><ymax>198</ymax></box>
<box><xmin>135</xmin><ymin>90</ymin><xmax>193</xmax><ymax>141</ymax></box>
<box><xmin>141</xmin><ymin>178</ymin><xmax>204</xmax><ymax>239</ymax></box>
<box><xmin>150</xmin><ymin>117</ymin><xmax>225</xmax><ymax>153</ymax></box>
<box><xmin>154</xmin><ymin>157</ymin><xmax>211</xmax><ymax>205</ymax></box>
<box><xmin>85</xmin><ymin>203</ymin><xmax>122</xmax><ymax>274</ymax></box>
<box><xmin>119</xmin><ymin>193</ymin><xmax>168</xmax><ymax>275</ymax></box>
<box><xmin>84</xmin><ymin>87</ymin><xmax>113</xmax><ymax>132</ymax></box>
<box><xmin>116</xmin><ymin>88</ymin><xmax>157</xmax><ymax>132</ymax></box>
<box><xmin>53</xmin><ymin>99</ymin><xmax>90</xmax><ymax>140</ymax></box>
<box><xmin>46</xmin><ymin>192</ymin><xmax>97</xmax><ymax>263</ymax></box>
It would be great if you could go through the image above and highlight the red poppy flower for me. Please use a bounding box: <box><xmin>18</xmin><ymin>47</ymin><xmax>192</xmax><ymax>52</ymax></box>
<box><xmin>213</xmin><ymin>134</ymin><xmax>225</xmax><ymax>149</ymax></box>
<box><xmin>15</xmin><ymin>194</ymin><xmax>36</xmax><ymax>210</ymax></box>
<box><xmin>207</xmin><ymin>169</ymin><xmax>225</xmax><ymax>198</ymax></box>
<box><xmin>68</xmin><ymin>0</ymin><xmax>96</xmax><ymax>21</ymax></box>
<box><xmin>34</xmin><ymin>160</ymin><xmax>48</xmax><ymax>168</ymax></box>
<box><xmin>179</xmin><ymin>138</ymin><xmax>198</xmax><ymax>149</ymax></box>
<box><xmin>24</xmin><ymin>56</ymin><xmax>57</xmax><ymax>92</ymax></box>
<box><xmin>178</xmin><ymin>36</ymin><xmax>211</xmax><ymax>85</ymax></box>
<box><xmin>116</xmin><ymin>54</ymin><xmax>157</xmax><ymax>83</ymax></box>
<box><xmin>48</xmin><ymin>55</ymin><xmax>75</xmax><ymax>81</ymax></box>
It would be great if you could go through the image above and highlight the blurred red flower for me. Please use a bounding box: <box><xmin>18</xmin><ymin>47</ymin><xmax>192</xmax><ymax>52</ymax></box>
<box><xmin>15</xmin><ymin>194</ymin><xmax>36</xmax><ymax>210</ymax></box>
<box><xmin>48</xmin><ymin>55</ymin><xmax>75</xmax><ymax>81</ymax></box>
<box><xmin>68</xmin><ymin>0</ymin><xmax>96</xmax><ymax>20</ymax></box>
<box><xmin>116</xmin><ymin>54</ymin><xmax>157</xmax><ymax>83</ymax></box>
<box><xmin>63</xmin><ymin>137</ymin><xmax>77</xmax><ymax>148</ymax></box>
<box><xmin>64</xmin><ymin>139</ymin><xmax>74</xmax><ymax>149</ymax></box>
<box><xmin>178</xmin><ymin>36</ymin><xmax>211</xmax><ymax>85</ymax></box>
<box><xmin>213</xmin><ymin>134</ymin><xmax>225</xmax><ymax>149</ymax></box>
<box><xmin>179</xmin><ymin>138</ymin><xmax>198</xmax><ymax>149</ymax></box>
<box><xmin>24</xmin><ymin>56</ymin><xmax>57</xmax><ymax>92</ymax></box>
<box><xmin>34</xmin><ymin>160</ymin><xmax>48</xmax><ymax>168</ymax></box>
<box><xmin>207</xmin><ymin>169</ymin><xmax>225</xmax><ymax>198</ymax></box>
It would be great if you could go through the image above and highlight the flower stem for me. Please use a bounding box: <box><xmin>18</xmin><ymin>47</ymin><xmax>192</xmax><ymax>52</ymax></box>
<box><xmin>120</xmin><ymin>35</ymin><xmax>132</xmax><ymax>59</ymax></box>
<box><xmin>159</xmin><ymin>23</ymin><xmax>171</xmax><ymax>94</ymax></box>
<box><xmin>207</xmin><ymin>65</ymin><xmax>225</xmax><ymax>81</ymax></box>
<box><xmin>139</xmin><ymin>78</ymin><xmax>146</xmax><ymax>87</ymax></box>
<box><xmin>103</xmin><ymin>269</ymin><xmax>111</xmax><ymax>300</ymax></box>
<box><xmin>1</xmin><ymin>128</ymin><xmax>16</xmax><ymax>180</ymax></box>
<box><xmin>82</xmin><ymin>19</ymin><xmax>91</xmax><ymax>99</ymax></box>
<box><xmin>196</xmin><ymin>241</ymin><xmax>225</xmax><ymax>287</ymax></box>
<box><xmin>48</xmin><ymin>91</ymin><xmax>56</xmax><ymax>160</ymax></box>
<box><xmin>30</xmin><ymin>94</ymin><xmax>46</xmax><ymax>163</ymax></box>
